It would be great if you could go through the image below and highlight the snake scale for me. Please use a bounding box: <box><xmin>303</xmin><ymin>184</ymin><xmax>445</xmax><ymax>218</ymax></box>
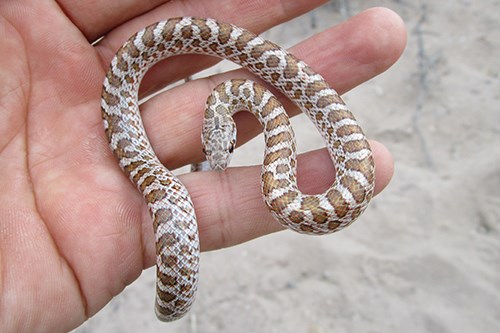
<box><xmin>101</xmin><ymin>17</ymin><xmax>375</xmax><ymax>321</ymax></box>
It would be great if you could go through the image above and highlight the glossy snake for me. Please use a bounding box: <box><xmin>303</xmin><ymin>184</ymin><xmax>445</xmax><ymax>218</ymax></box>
<box><xmin>101</xmin><ymin>17</ymin><xmax>375</xmax><ymax>321</ymax></box>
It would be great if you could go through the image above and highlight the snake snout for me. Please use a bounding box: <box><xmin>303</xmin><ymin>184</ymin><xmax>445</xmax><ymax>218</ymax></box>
<box><xmin>209</xmin><ymin>155</ymin><xmax>230</xmax><ymax>171</ymax></box>
<box><xmin>212</xmin><ymin>163</ymin><xmax>227</xmax><ymax>172</ymax></box>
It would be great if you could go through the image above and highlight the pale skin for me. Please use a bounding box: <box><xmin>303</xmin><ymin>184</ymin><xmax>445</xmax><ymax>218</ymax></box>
<box><xmin>0</xmin><ymin>0</ymin><xmax>405</xmax><ymax>332</ymax></box>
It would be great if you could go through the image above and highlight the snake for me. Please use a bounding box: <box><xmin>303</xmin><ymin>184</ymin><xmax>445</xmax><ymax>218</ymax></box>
<box><xmin>101</xmin><ymin>17</ymin><xmax>375</xmax><ymax>322</ymax></box>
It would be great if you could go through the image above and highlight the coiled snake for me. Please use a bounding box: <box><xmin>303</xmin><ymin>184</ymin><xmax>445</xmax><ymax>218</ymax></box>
<box><xmin>101</xmin><ymin>17</ymin><xmax>375</xmax><ymax>321</ymax></box>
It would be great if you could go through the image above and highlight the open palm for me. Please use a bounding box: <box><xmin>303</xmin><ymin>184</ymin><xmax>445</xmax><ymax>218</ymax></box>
<box><xmin>0</xmin><ymin>1</ymin><xmax>403</xmax><ymax>332</ymax></box>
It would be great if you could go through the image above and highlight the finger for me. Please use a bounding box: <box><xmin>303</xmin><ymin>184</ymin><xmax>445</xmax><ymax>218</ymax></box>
<box><xmin>139</xmin><ymin>8</ymin><xmax>406</xmax><ymax>169</ymax></box>
<box><xmin>94</xmin><ymin>0</ymin><xmax>328</xmax><ymax>83</ymax></box>
<box><xmin>189</xmin><ymin>141</ymin><xmax>394</xmax><ymax>252</ymax></box>
<box><xmin>140</xmin><ymin>140</ymin><xmax>393</xmax><ymax>266</ymax></box>
<box><xmin>140</xmin><ymin>6</ymin><xmax>404</xmax><ymax>99</ymax></box>
<box><xmin>57</xmin><ymin>0</ymin><xmax>168</xmax><ymax>41</ymax></box>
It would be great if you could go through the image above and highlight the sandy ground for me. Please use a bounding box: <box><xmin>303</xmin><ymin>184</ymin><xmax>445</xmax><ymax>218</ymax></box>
<box><xmin>74</xmin><ymin>1</ymin><xmax>500</xmax><ymax>332</ymax></box>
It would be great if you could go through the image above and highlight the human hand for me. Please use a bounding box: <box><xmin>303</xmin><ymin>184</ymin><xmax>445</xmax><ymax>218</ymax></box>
<box><xmin>0</xmin><ymin>1</ymin><xmax>404</xmax><ymax>332</ymax></box>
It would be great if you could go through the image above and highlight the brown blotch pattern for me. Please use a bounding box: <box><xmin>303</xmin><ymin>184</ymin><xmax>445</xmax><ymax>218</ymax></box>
<box><xmin>250</xmin><ymin>40</ymin><xmax>278</xmax><ymax>58</ymax></box>
<box><xmin>262</xmin><ymin>172</ymin><xmax>290</xmax><ymax>195</ymax></box>
<box><xmin>162</xmin><ymin>254</ymin><xmax>179</xmax><ymax>267</ymax></box>
<box><xmin>255</xmin><ymin>63</ymin><xmax>264</xmax><ymax>70</ymax></box>
<box><xmin>327</xmin><ymin>189</ymin><xmax>349</xmax><ymax>218</ymax></box>
<box><xmin>181</xmin><ymin>26</ymin><xmax>193</xmax><ymax>39</ymax></box>
<box><xmin>289</xmin><ymin>211</ymin><xmax>305</xmax><ymax>224</ymax></box>
<box><xmin>103</xmin><ymin>112</ymin><xmax>123</xmax><ymax>137</ymax></box>
<box><xmin>146</xmin><ymin>189</ymin><xmax>168</xmax><ymax>203</ymax></box>
<box><xmin>284</xmin><ymin>55</ymin><xmax>299</xmax><ymax>79</ymax></box>
<box><xmin>175</xmin><ymin>299</ymin><xmax>187</xmax><ymax>308</ymax></box>
<box><xmin>124</xmin><ymin>160</ymin><xmax>145</xmax><ymax>175</ymax></box>
<box><xmin>311</xmin><ymin>207</ymin><xmax>329</xmax><ymax>224</ymax></box>
<box><xmin>125</xmin><ymin>39</ymin><xmax>141</xmax><ymax>58</ymax></box>
<box><xmin>230</xmin><ymin>80</ymin><xmax>245</xmax><ymax>97</ymax></box>
<box><xmin>158</xmin><ymin>271</ymin><xmax>177</xmax><ymax>287</ymax></box>
<box><xmin>300</xmin><ymin>224</ymin><xmax>314</xmax><ymax>233</ymax></box>
<box><xmin>301</xmin><ymin>196</ymin><xmax>320</xmax><ymax>210</ymax></box>
<box><xmin>262</xmin><ymin>97</ymin><xmax>281</xmax><ymax>117</ymax></box>
<box><xmin>306</xmin><ymin>81</ymin><xmax>329</xmax><ymax>97</ymax></box>
<box><xmin>142</xmin><ymin>25</ymin><xmax>157</xmax><ymax>47</ymax></box>
<box><xmin>154</xmin><ymin>208</ymin><xmax>173</xmax><ymax>230</ymax></box>
<box><xmin>191</xmin><ymin>39</ymin><xmax>201</xmax><ymax>49</ymax></box>
<box><xmin>156</xmin><ymin>288</ymin><xmax>176</xmax><ymax>303</ymax></box>
<box><xmin>224</xmin><ymin>46</ymin><xmax>233</xmax><ymax>56</ymax></box>
<box><xmin>155</xmin><ymin>208</ymin><xmax>172</xmax><ymax>222</ymax></box>
<box><xmin>179</xmin><ymin>283</ymin><xmax>193</xmax><ymax>293</ymax></box>
<box><xmin>263</xmin><ymin>147</ymin><xmax>292</xmax><ymax>165</ymax></box>
<box><xmin>132</xmin><ymin>167</ymin><xmax>149</xmax><ymax>184</ymax></box>
<box><xmin>293</xmin><ymin>89</ymin><xmax>303</xmax><ymax>100</ymax></box>
<box><xmin>270</xmin><ymin>73</ymin><xmax>281</xmax><ymax>82</ymax></box>
<box><xmin>192</xmin><ymin>19</ymin><xmax>211</xmax><ymax>40</ymax></box>
<box><xmin>218</xmin><ymin>88</ymin><xmax>230</xmax><ymax>104</ymax></box>
<box><xmin>270</xmin><ymin>191</ymin><xmax>298</xmax><ymax>211</ymax></box>
<box><xmin>267</xmin><ymin>131</ymin><xmax>293</xmax><ymax>147</ymax></box>
<box><xmin>115</xmin><ymin>49</ymin><xmax>129</xmax><ymax>72</ymax></box>
<box><xmin>265</xmin><ymin>113</ymin><xmax>289</xmax><ymax>132</ymax></box>
<box><xmin>156</xmin><ymin>304</ymin><xmax>174</xmax><ymax>316</ymax></box>
<box><xmin>304</xmin><ymin>101</ymin><xmax>314</xmax><ymax>110</ymax></box>
<box><xmin>157</xmin><ymin>43</ymin><xmax>166</xmax><ymax>52</ymax></box>
<box><xmin>106</xmin><ymin>71</ymin><xmax>122</xmax><ymax>88</ymax></box>
<box><xmin>252</xmin><ymin>84</ymin><xmax>266</xmax><ymax>105</ymax></box>
<box><xmin>344</xmin><ymin>140</ymin><xmax>371</xmax><ymax>153</ymax></box>
<box><xmin>102</xmin><ymin>90</ymin><xmax>120</xmax><ymax>106</ymax></box>
<box><xmin>239</xmin><ymin>53</ymin><xmax>250</xmax><ymax>63</ymax></box>
<box><xmin>159</xmin><ymin>178</ymin><xmax>173</xmax><ymax>187</ymax></box>
<box><xmin>336</xmin><ymin>124</ymin><xmax>363</xmax><ymax>137</ymax></box>
<box><xmin>346</xmin><ymin>158</ymin><xmax>374</xmax><ymax>183</ymax></box>
<box><xmin>328</xmin><ymin>221</ymin><xmax>342</xmax><ymax>231</ymax></box>
<box><xmin>266</xmin><ymin>55</ymin><xmax>281</xmax><ymax>68</ymax></box>
<box><xmin>162</xmin><ymin>18</ymin><xmax>182</xmax><ymax>41</ymax></box>
<box><xmin>276</xmin><ymin>164</ymin><xmax>291</xmax><ymax>174</ymax></box>
<box><xmin>317</xmin><ymin>95</ymin><xmax>342</xmax><ymax>109</ymax></box>
<box><xmin>328</xmin><ymin>109</ymin><xmax>355</xmax><ymax>123</ymax></box>
<box><xmin>217</xmin><ymin>23</ymin><xmax>233</xmax><ymax>44</ymax></box>
<box><xmin>131</xmin><ymin>63</ymin><xmax>141</xmax><ymax>73</ymax></box>
<box><xmin>179</xmin><ymin>266</ymin><xmax>192</xmax><ymax>277</ymax></box>
<box><xmin>139</xmin><ymin>175</ymin><xmax>156</xmax><ymax>191</ymax></box>
<box><xmin>340</xmin><ymin>176</ymin><xmax>366</xmax><ymax>204</ymax></box>
<box><xmin>156</xmin><ymin>232</ymin><xmax>176</xmax><ymax>252</ymax></box>
<box><xmin>235</xmin><ymin>32</ymin><xmax>254</xmax><ymax>51</ymax></box>
<box><xmin>174</xmin><ymin>39</ymin><xmax>184</xmax><ymax>50</ymax></box>
<box><xmin>115</xmin><ymin>139</ymin><xmax>139</xmax><ymax>159</ymax></box>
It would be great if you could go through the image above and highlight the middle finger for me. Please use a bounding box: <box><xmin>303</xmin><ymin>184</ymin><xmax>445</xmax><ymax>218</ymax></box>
<box><xmin>138</xmin><ymin>9</ymin><xmax>405</xmax><ymax>169</ymax></box>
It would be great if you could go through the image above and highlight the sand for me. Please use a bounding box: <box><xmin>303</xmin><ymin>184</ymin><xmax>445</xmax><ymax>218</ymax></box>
<box><xmin>75</xmin><ymin>1</ymin><xmax>500</xmax><ymax>332</ymax></box>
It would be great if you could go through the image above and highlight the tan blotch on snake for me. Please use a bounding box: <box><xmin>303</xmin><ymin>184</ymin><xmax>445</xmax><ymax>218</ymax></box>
<box><xmin>101</xmin><ymin>17</ymin><xmax>375</xmax><ymax>321</ymax></box>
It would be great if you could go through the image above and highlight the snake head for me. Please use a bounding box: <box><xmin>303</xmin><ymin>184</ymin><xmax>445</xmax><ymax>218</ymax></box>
<box><xmin>201</xmin><ymin>108</ymin><xmax>237</xmax><ymax>171</ymax></box>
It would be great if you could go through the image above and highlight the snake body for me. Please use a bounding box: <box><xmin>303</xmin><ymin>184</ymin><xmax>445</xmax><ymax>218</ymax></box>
<box><xmin>101</xmin><ymin>17</ymin><xmax>375</xmax><ymax>321</ymax></box>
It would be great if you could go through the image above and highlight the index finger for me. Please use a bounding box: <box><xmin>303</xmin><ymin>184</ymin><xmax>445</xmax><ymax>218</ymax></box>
<box><xmin>59</xmin><ymin>0</ymin><xmax>328</xmax><ymax>43</ymax></box>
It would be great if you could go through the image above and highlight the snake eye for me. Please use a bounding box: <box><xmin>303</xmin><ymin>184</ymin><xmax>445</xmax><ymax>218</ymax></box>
<box><xmin>229</xmin><ymin>145</ymin><xmax>234</xmax><ymax>153</ymax></box>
